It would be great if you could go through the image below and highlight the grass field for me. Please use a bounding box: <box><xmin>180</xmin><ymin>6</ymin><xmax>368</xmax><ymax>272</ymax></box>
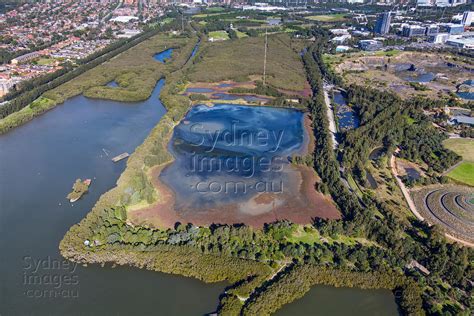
<box><xmin>208</xmin><ymin>30</ymin><xmax>229</xmax><ymax>40</ymax></box>
<box><xmin>447</xmin><ymin>162</ymin><xmax>474</xmax><ymax>186</ymax></box>
<box><xmin>375</xmin><ymin>49</ymin><xmax>402</xmax><ymax>57</ymax></box>
<box><xmin>443</xmin><ymin>138</ymin><xmax>474</xmax><ymax>162</ymax></box>
<box><xmin>305</xmin><ymin>14</ymin><xmax>347</xmax><ymax>22</ymax></box>
<box><xmin>443</xmin><ymin>138</ymin><xmax>474</xmax><ymax>186</ymax></box>
<box><xmin>235</xmin><ymin>30</ymin><xmax>248</xmax><ymax>38</ymax></box>
<box><xmin>188</xmin><ymin>34</ymin><xmax>307</xmax><ymax>91</ymax></box>
<box><xmin>35</xmin><ymin>58</ymin><xmax>56</xmax><ymax>65</ymax></box>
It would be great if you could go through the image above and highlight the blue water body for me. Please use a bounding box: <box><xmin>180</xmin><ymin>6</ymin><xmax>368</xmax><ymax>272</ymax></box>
<box><xmin>333</xmin><ymin>91</ymin><xmax>360</xmax><ymax>131</ymax></box>
<box><xmin>0</xmin><ymin>79</ymin><xmax>226</xmax><ymax>314</ymax></box>
<box><xmin>160</xmin><ymin>104</ymin><xmax>306</xmax><ymax>210</ymax></box>
<box><xmin>457</xmin><ymin>92</ymin><xmax>474</xmax><ymax>100</ymax></box>
<box><xmin>217</xmin><ymin>83</ymin><xmax>233</xmax><ymax>88</ymax></box>
<box><xmin>186</xmin><ymin>87</ymin><xmax>214</xmax><ymax>93</ymax></box>
<box><xmin>402</xmin><ymin>72</ymin><xmax>436</xmax><ymax>83</ymax></box>
<box><xmin>212</xmin><ymin>93</ymin><xmax>269</xmax><ymax>103</ymax></box>
<box><xmin>406</xmin><ymin>168</ymin><xmax>421</xmax><ymax>180</ymax></box>
<box><xmin>154</xmin><ymin>48</ymin><xmax>173</xmax><ymax>63</ymax></box>
<box><xmin>190</xmin><ymin>43</ymin><xmax>200</xmax><ymax>58</ymax></box>
<box><xmin>106</xmin><ymin>80</ymin><xmax>119</xmax><ymax>87</ymax></box>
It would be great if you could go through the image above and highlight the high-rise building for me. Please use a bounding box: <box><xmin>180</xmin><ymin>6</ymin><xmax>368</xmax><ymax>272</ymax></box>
<box><xmin>461</xmin><ymin>11</ymin><xmax>474</xmax><ymax>26</ymax></box>
<box><xmin>374</xmin><ymin>12</ymin><xmax>392</xmax><ymax>35</ymax></box>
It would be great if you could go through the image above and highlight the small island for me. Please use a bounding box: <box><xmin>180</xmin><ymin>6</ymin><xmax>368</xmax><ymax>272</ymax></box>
<box><xmin>67</xmin><ymin>178</ymin><xmax>91</xmax><ymax>203</ymax></box>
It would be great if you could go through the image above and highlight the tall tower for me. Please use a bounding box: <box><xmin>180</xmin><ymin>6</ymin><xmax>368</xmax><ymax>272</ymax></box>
<box><xmin>374</xmin><ymin>12</ymin><xmax>392</xmax><ymax>35</ymax></box>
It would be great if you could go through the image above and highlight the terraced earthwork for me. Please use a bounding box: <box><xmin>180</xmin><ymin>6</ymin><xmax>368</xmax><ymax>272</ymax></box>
<box><xmin>412</xmin><ymin>185</ymin><xmax>474</xmax><ymax>243</ymax></box>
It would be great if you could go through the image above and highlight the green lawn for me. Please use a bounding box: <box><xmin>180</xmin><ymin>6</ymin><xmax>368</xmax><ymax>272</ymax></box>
<box><xmin>36</xmin><ymin>58</ymin><xmax>55</xmax><ymax>65</ymax></box>
<box><xmin>305</xmin><ymin>14</ymin><xmax>347</xmax><ymax>22</ymax></box>
<box><xmin>443</xmin><ymin>138</ymin><xmax>474</xmax><ymax>162</ymax></box>
<box><xmin>160</xmin><ymin>17</ymin><xmax>174</xmax><ymax>25</ymax></box>
<box><xmin>286</xmin><ymin>226</ymin><xmax>377</xmax><ymax>247</ymax></box>
<box><xmin>375</xmin><ymin>50</ymin><xmax>402</xmax><ymax>57</ymax></box>
<box><xmin>235</xmin><ymin>30</ymin><xmax>248</xmax><ymax>38</ymax></box>
<box><xmin>208</xmin><ymin>30</ymin><xmax>229</xmax><ymax>41</ymax></box>
<box><xmin>447</xmin><ymin>162</ymin><xmax>474</xmax><ymax>186</ymax></box>
<box><xmin>193</xmin><ymin>12</ymin><xmax>225</xmax><ymax>18</ymax></box>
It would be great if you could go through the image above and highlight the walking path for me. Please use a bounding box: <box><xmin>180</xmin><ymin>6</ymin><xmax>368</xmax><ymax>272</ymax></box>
<box><xmin>390</xmin><ymin>153</ymin><xmax>424</xmax><ymax>221</ymax></box>
<box><xmin>323</xmin><ymin>82</ymin><xmax>337</xmax><ymax>150</ymax></box>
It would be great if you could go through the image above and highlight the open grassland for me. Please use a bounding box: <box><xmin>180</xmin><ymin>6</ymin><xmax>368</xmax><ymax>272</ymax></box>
<box><xmin>208</xmin><ymin>30</ymin><xmax>229</xmax><ymax>40</ymax></box>
<box><xmin>35</xmin><ymin>58</ymin><xmax>56</xmax><ymax>65</ymax></box>
<box><xmin>447</xmin><ymin>162</ymin><xmax>474</xmax><ymax>186</ymax></box>
<box><xmin>443</xmin><ymin>138</ymin><xmax>474</xmax><ymax>162</ymax></box>
<box><xmin>286</xmin><ymin>226</ymin><xmax>377</xmax><ymax>247</ymax></box>
<box><xmin>235</xmin><ymin>30</ymin><xmax>248</xmax><ymax>38</ymax></box>
<box><xmin>0</xmin><ymin>34</ymin><xmax>195</xmax><ymax>133</ymax></box>
<box><xmin>187</xmin><ymin>34</ymin><xmax>308</xmax><ymax>91</ymax></box>
<box><xmin>443</xmin><ymin>138</ymin><xmax>474</xmax><ymax>186</ymax></box>
<box><xmin>305</xmin><ymin>14</ymin><xmax>347</xmax><ymax>22</ymax></box>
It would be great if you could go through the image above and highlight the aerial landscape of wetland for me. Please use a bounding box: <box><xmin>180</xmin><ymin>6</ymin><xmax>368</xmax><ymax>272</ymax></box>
<box><xmin>1</xmin><ymin>4</ymin><xmax>473</xmax><ymax>316</ymax></box>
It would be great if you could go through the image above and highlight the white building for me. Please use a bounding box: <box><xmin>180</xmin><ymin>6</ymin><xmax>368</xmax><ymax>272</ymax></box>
<box><xmin>430</xmin><ymin>33</ymin><xmax>450</xmax><ymax>43</ymax></box>
<box><xmin>331</xmin><ymin>35</ymin><xmax>352</xmax><ymax>44</ymax></box>
<box><xmin>434</xmin><ymin>0</ymin><xmax>450</xmax><ymax>7</ymax></box>
<box><xmin>110</xmin><ymin>16</ymin><xmax>139</xmax><ymax>23</ymax></box>
<box><xmin>417</xmin><ymin>0</ymin><xmax>434</xmax><ymax>6</ymax></box>
<box><xmin>446</xmin><ymin>37</ymin><xmax>474</xmax><ymax>49</ymax></box>
<box><xmin>0</xmin><ymin>79</ymin><xmax>15</xmax><ymax>97</ymax></box>
<box><xmin>461</xmin><ymin>12</ymin><xmax>473</xmax><ymax>26</ymax></box>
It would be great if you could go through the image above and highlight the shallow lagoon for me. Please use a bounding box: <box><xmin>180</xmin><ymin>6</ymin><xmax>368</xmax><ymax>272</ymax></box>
<box><xmin>160</xmin><ymin>104</ymin><xmax>306</xmax><ymax>211</ymax></box>
<box><xmin>333</xmin><ymin>91</ymin><xmax>359</xmax><ymax>131</ymax></box>
<box><xmin>154</xmin><ymin>48</ymin><xmax>173</xmax><ymax>63</ymax></box>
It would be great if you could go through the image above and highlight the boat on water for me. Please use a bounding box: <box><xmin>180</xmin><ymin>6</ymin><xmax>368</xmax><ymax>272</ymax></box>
<box><xmin>67</xmin><ymin>178</ymin><xmax>92</xmax><ymax>203</ymax></box>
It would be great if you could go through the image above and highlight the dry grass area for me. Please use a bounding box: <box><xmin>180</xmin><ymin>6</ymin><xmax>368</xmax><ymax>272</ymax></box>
<box><xmin>443</xmin><ymin>138</ymin><xmax>474</xmax><ymax>162</ymax></box>
<box><xmin>187</xmin><ymin>34</ymin><xmax>308</xmax><ymax>91</ymax></box>
<box><xmin>367</xmin><ymin>157</ymin><xmax>413</xmax><ymax>222</ymax></box>
<box><xmin>45</xmin><ymin>34</ymin><xmax>193</xmax><ymax>103</ymax></box>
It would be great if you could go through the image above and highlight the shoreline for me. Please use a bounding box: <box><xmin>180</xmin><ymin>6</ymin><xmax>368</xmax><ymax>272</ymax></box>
<box><xmin>127</xmin><ymin>105</ymin><xmax>339</xmax><ymax>229</ymax></box>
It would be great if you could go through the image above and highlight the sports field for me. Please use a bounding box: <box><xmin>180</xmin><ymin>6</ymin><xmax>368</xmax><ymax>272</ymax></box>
<box><xmin>305</xmin><ymin>14</ymin><xmax>347</xmax><ymax>22</ymax></box>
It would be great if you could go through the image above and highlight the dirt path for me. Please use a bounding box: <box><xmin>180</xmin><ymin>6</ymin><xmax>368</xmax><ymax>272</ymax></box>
<box><xmin>237</xmin><ymin>261</ymin><xmax>290</xmax><ymax>302</ymax></box>
<box><xmin>390</xmin><ymin>153</ymin><xmax>424</xmax><ymax>221</ymax></box>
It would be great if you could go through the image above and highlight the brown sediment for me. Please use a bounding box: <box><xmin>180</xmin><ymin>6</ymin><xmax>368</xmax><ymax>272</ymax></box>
<box><xmin>128</xmin><ymin>163</ymin><xmax>340</xmax><ymax>229</ymax></box>
<box><xmin>127</xmin><ymin>164</ymin><xmax>181</xmax><ymax>228</ymax></box>
<box><xmin>184</xmin><ymin>80</ymin><xmax>312</xmax><ymax>101</ymax></box>
<box><xmin>128</xmin><ymin>106</ymin><xmax>338</xmax><ymax>229</ymax></box>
